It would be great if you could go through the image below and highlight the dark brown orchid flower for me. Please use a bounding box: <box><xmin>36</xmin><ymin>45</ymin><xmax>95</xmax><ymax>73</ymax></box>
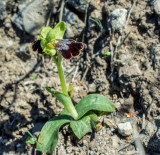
<box><xmin>32</xmin><ymin>40</ymin><xmax>44</xmax><ymax>55</ymax></box>
<box><xmin>52</xmin><ymin>39</ymin><xmax>84</xmax><ymax>59</ymax></box>
<box><xmin>32</xmin><ymin>39</ymin><xmax>84</xmax><ymax>59</ymax></box>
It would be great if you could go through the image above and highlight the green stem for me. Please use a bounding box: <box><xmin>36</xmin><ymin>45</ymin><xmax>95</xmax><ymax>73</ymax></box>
<box><xmin>56</xmin><ymin>62</ymin><xmax>68</xmax><ymax>96</ymax></box>
<box><xmin>53</xmin><ymin>55</ymin><xmax>67</xmax><ymax>95</ymax></box>
<box><xmin>53</xmin><ymin>55</ymin><xmax>78</xmax><ymax>120</ymax></box>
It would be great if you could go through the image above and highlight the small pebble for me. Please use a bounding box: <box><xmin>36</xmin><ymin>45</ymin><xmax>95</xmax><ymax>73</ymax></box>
<box><xmin>5</xmin><ymin>23</ymin><xmax>11</xmax><ymax>29</ymax></box>
<box><xmin>118</xmin><ymin>121</ymin><xmax>133</xmax><ymax>136</ymax></box>
<box><xmin>109</xmin><ymin>9</ymin><xmax>127</xmax><ymax>31</ymax></box>
<box><xmin>112</xmin><ymin>135</ymin><xmax>119</xmax><ymax>149</ymax></box>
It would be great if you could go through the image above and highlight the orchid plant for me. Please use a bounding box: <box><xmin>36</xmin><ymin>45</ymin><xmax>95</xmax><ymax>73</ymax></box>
<box><xmin>27</xmin><ymin>22</ymin><xmax>115</xmax><ymax>154</ymax></box>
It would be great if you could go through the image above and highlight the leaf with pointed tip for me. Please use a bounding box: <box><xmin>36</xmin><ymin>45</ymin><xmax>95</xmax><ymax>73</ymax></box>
<box><xmin>46</xmin><ymin>22</ymin><xmax>66</xmax><ymax>42</ymax></box>
<box><xmin>41</xmin><ymin>26</ymin><xmax>52</xmax><ymax>38</ymax></box>
<box><xmin>36</xmin><ymin>115</ymin><xmax>71</xmax><ymax>154</ymax></box>
<box><xmin>46</xmin><ymin>88</ymin><xmax>72</xmax><ymax>112</ymax></box>
<box><xmin>76</xmin><ymin>94</ymin><xmax>115</xmax><ymax>119</ymax></box>
<box><xmin>61</xmin><ymin>94</ymin><xmax>115</xmax><ymax>120</ymax></box>
<box><xmin>46</xmin><ymin>88</ymin><xmax>77</xmax><ymax>119</ymax></box>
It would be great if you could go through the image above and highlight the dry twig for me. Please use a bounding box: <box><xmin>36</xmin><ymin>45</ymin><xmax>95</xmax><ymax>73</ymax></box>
<box><xmin>125</xmin><ymin>0</ymin><xmax>137</xmax><ymax>28</ymax></box>
<box><xmin>59</xmin><ymin>0</ymin><xmax>65</xmax><ymax>22</ymax></box>
<box><xmin>74</xmin><ymin>78</ymin><xmax>87</xmax><ymax>88</ymax></box>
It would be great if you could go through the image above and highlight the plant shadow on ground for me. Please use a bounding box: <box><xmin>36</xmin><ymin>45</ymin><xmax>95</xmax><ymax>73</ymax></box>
<box><xmin>0</xmin><ymin>55</ymin><xmax>56</xmax><ymax>155</ymax></box>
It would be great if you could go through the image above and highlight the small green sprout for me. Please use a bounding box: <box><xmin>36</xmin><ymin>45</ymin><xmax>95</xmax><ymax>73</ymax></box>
<box><xmin>26</xmin><ymin>130</ymin><xmax>40</xmax><ymax>145</ymax></box>
<box><xmin>29</xmin><ymin>21</ymin><xmax>115</xmax><ymax>154</ymax></box>
<box><xmin>31</xmin><ymin>75</ymin><xmax>37</xmax><ymax>80</ymax></box>
<box><xmin>89</xmin><ymin>16</ymin><xmax>103</xmax><ymax>30</ymax></box>
<box><xmin>104</xmin><ymin>51</ymin><xmax>111</xmax><ymax>56</ymax></box>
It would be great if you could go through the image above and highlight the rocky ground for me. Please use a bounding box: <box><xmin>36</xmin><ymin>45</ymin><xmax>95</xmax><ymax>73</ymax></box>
<box><xmin>0</xmin><ymin>0</ymin><xmax>160</xmax><ymax>155</ymax></box>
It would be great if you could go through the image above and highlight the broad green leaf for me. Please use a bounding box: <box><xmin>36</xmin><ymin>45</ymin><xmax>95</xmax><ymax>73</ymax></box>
<box><xmin>47</xmin><ymin>88</ymin><xmax>114</xmax><ymax>120</ymax></box>
<box><xmin>46</xmin><ymin>21</ymin><xmax>66</xmax><ymax>42</ymax></box>
<box><xmin>76</xmin><ymin>94</ymin><xmax>115</xmax><ymax>119</ymax></box>
<box><xmin>36</xmin><ymin>115</ymin><xmax>71</xmax><ymax>154</ymax></box>
<box><xmin>41</xmin><ymin>26</ymin><xmax>52</xmax><ymax>38</ymax></box>
<box><xmin>60</xmin><ymin>108</ymin><xmax>72</xmax><ymax>117</ymax></box>
<box><xmin>46</xmin><ymin>88</ymin><xmax>72</xmax><ymax>110</ymax></box>
<box><xmin>46</xmin><ymin>88</ymin><xmax>77</xmax><ymax>119</ymax></box>
<box><xmin>61</xmin><ymin>94</ymin><xmax>115</xmax><ymax>120</ymax></box>
<box><xmin>70</xmin><ymin>111</ymin><xmax>99</xmax><ymax>139</ymax></box>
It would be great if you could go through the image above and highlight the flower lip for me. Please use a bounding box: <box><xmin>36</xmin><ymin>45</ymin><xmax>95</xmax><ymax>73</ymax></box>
<box><xmin>53</xmin><ymin>39</ymin><xmax>84</xmax><ymax>60</ymax></box>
